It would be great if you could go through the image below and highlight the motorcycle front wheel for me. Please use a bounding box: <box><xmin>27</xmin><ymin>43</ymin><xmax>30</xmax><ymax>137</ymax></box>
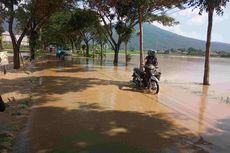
<box><xmin>148</xmin><ymin>80</ymin><xmax>159</xmax><ymax>94</ymax></box>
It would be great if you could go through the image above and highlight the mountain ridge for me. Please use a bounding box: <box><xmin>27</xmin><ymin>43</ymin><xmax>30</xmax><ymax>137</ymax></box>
<box><xmin>127</xmin><ymin>23</ymin><xmax>230</xmax><ymax>53</ymax></box>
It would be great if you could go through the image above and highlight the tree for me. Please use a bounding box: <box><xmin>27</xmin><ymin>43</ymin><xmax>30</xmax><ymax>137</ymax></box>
<box><xmin>88</xmin><ymin>0</ymin><xmax>185</xmax><ymax>66</ymax></box>
<box><xmin>119</xmin><ymin>0</ymin><xmax>186</xmax><ymax>69</ymax></box>
<box><xmin>43</xmin><ymin>10</ymin><xmax>70</xmax><ymax>47</ymax></box>
<box><xmin>42</xmin><ymin>8</ymin><xmax>86</xmax><ymax>54</ymax></box>
<box><xmin>94</xmin><ymin>25</ymin><xmax>108</xmax><ymax>61</ymax></box>
<box><xmin>123</xmin><ymin>27</ymin><xmax>133</xmax><ymax>66</ymax></box>
<box><xmin>27</xmin><ymin>0</ymin><xmax>66</xmax><ymax>60</ymax></box>
<box><xmin>69</xmin><ymin>9</ymin><xmax>100</xmax><ymax>57</ymax></box>
<box><xmin>189</xmin><ymin>0</ymin><xmax>229</xmax><ymax>85</ymax></box>
<box><xmin>0</xmin><ymin>0</ymin><xmax>31</xmax><ymax>69</ymax></box>
<box><xmin>1</xmin><ymin>0</ymin><xmax>67</xmax><ymax>68</ymax></box>
<box><xmin>88</xmin><ymin>0</ymin><xmax>138</xmax><ymax>65</ymax></box>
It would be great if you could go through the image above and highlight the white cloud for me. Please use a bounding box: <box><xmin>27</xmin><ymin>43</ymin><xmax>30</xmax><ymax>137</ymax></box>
<box><xmin>152</xmin><ymin>6</ymin><xmax>230</xmax><ymax>44</ymax></box>
<box><xmin>176</xmin><ymin>8</ymin><xmax>207</xmax><ymax>25</ymax></box>
<box><xmin>178</xmin><ymin>8</ymin><xmax>198</xmax><ymax>16</ymax></box>
<box><xmin>189</xmin><ymin>15</ymin><xmax>207</xmax><ymax>25</ymax></box>
<box><xmin>152</xmin><ymin>22</ymin><xmax>203</xmax><ymax>40</ymax></box>
<box><xmin>176</xmin><ymin>7</ymin><xmax>229</xmax><ymax>25</ymax></box>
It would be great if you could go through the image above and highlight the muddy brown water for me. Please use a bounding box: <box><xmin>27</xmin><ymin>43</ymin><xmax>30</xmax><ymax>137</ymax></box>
<box><xmin>107</xmin><ymin>54</ymin><xmax>230</xmax><ymax>86</ymax></box>
<box><xmin>13</xmin><ymin>55</ymin><xmax>230</xmax><ymax>153</ymax></box>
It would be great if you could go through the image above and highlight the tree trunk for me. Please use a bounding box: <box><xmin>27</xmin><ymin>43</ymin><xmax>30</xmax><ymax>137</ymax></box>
<box><xmin>92</xmin><ymin>40</ymin><xmax>95</xmax><ymax>58</ymax></box>
<box><xmin>0</xmin><ymin>35</ymin><xmax>3</xmax><ymax>51</ymax></box>
<box><xmin>71</xmin><ymin>41</ymin><xmax>75</xmax><ymax>53</ymax></box>
<box><xmin>8</xmin><ymin>2</ymin><xmax>29</xmax><ymax>69</ymax></box>
<box><xmin>0</xmin><ymin>18</ymin><xmax>3</xmax><ymax>51</ymax></box>
<box><xmin>8</xmin><ymin>14</ymin><xmax>20</xmax><ymax>69</ymax></box>
<box><xmin>125</xmin><ymin>42</ymin><xmax>128</xmax><ymax>66</ymax></box>
<box><xmin>75</xmin><ymin>37</ymin><xmax>82</xmax><ymax>52</ymax></box>
<box><xmin>13</xmin><ymin>47</ymin><xmax>20</xmax><ymax>69</ymax></box>
<box><xmin>113</xmin><ymin>44</ymin><xmax>120</xmax><ymax>66</ymax></box>
<box><xmin>30</xmin><ymin>31</ymin><xmax>37</xmax><ymax>61</ymax></box>
<box><xmin>43</xmin><ymin>41</ymin><xmax>48</xmax><ymax>52</ymax></box>
<box><xmin>203</xmin><ymin>9</ymin><xmax>214</xmax><ymax>85</ymax></box>
<box><xmin>86</xmin><ymin>42</ymin><xmax>89</xmax><ymax>57</ymax></box>
<box><xmin>139</xmin><ymin>12</ymin><xmax>144</xmax><ymax>70</ymax></box>
<box><xmin>100</xmin><ymin>43</ymin><xmax>103</xmax><ymax>61</ymax></box>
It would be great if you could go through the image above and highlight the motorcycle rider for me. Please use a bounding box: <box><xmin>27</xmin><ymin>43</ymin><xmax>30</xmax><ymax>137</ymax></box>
<box><xmin>144</xmin><ymin>50</ymin><xmax>159</xmax><ymax>86</ymax></box>
<box><xmin>145</xmin><ymin>49</ymin><xmax>158</xmax><ymax>67</ymax></box>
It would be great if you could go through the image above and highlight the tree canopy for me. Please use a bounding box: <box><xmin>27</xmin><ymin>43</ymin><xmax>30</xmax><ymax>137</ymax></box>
<box><xmin>189</xmin><ymin>0</ymin><xmax>229</xmax><ymax>15</ymax></box>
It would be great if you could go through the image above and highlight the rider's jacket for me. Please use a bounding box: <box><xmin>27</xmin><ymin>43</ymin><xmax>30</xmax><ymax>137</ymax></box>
<box><xmin>145</xmin><ymin>55</ymin><xmax>158</xmax><ymax>67</ymax></box>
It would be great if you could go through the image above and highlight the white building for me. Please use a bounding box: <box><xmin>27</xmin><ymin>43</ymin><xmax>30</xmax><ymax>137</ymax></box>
<box><xmin>2</xmin><ymin>31</ymin><xmax>29</xmax><ymax>46</ymax></box>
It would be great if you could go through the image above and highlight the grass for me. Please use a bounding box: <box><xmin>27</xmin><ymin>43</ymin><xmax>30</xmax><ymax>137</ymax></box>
<box><xmin>0</xmin><ymin>123</ymin><xmax>19</xmax><ymax>132</ymax></box>
<box><xmin>3</xmin><ymin>43</ymin><xmax>29</xmax><ymax>51</ymax></box>
<box><xmin>0</xmin><ymin>124</ymin><xmax>16</xmax><ymax>151</ymax></box>
<box><xmin>0</xmin><ymin>136</ymin><xmax>14</xmax><ymax>150</ymax></box>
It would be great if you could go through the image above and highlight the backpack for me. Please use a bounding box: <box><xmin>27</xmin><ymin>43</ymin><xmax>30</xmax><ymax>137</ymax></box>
<box><xmin>0</xmin><ymin>96</ymin><xmax>6</xmax><ymax>112</ymax></box>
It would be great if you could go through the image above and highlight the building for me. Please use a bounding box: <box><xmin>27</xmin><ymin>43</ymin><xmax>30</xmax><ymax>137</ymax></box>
<box><xmin>2</xmin><ymin>31</ymin><xmax>29</xmax><ymax>46</ymax></box>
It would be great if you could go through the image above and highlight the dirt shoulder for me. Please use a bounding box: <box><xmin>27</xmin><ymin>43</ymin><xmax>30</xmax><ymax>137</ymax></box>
<box><xmin>0</xmin><ymin>62</ymin><xmax>39</xmax><ymax>153</ymax></box>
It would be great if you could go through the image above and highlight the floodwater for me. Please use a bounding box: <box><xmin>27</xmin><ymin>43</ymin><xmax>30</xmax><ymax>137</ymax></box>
<box><xmin>108</xmin><ymin>54</ymin><xmax>230</xmax><ymax>86</ymax></box>
<box><xmin>16</xmin><ymin>55</ymin><xmax>230</xmax><ymax>153</ymax></box>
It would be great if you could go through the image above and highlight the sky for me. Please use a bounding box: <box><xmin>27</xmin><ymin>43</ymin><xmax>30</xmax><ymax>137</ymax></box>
<box><xmin>152</xmin><ymin>4</ymin><xmax>230</xmax><ymax>44</ymax></box>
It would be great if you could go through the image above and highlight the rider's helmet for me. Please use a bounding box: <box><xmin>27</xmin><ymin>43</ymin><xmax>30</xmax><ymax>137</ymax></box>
<box><xmin>148</xmin><ymin>49</ymin><xmax>156</xmax><ymax>56</ymax></box>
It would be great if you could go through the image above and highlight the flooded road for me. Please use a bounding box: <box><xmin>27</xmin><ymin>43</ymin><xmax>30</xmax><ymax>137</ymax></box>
<box><xmin>19</xmin><ymin>56</ymin><xmax>230</xmax><ymax>153</ymax></box>
<box><xmin>108</xmin><ymin>54</ymin><xmax>230</xmax><ymax>87</ymax></box>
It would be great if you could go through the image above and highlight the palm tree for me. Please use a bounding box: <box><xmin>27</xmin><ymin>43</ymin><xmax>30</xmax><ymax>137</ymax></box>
<box><xmin>189</xmin><ymin>0</ymin><xmax>229</xmax><ymax>85</ymax></box>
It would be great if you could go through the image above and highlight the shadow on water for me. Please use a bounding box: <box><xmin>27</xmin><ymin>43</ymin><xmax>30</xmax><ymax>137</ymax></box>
<box><xmin>0</xmin><ymin>75</ymin><xmax>146</xmax><ymax>100</ymax></box>
<box><xmin>20</xmin><ymin>57</ymin><xmax>134</xmax><ymax>74</ymax></box>
<box><xmin>200</xmin><ymin>117</ymin><xmax>230</xmax><ymax>153</ymax></box>
<box><xmin>0</xmin><ymin>58</ymin><xmax>141</xmax><ymax>97</ymax></box>
<box><xmin>27</xmin><ymin>103</ymin><xmax>208</xmax><ymax>153</ymax></box>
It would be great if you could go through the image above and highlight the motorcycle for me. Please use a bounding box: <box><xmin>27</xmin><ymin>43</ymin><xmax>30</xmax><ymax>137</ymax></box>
<box><xmin>132</xmin><ymin>64</ymin><xmax>160</xmax><ymax>94</ymax></box>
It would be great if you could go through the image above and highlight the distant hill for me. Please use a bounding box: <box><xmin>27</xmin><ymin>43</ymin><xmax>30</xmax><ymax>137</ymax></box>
<box><xmin>127</xmin><ymin>23</ymin><xmax>230</xmax><ymax>53</ymax></box>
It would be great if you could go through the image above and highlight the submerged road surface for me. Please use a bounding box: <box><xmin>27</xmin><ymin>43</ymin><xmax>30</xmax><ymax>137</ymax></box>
<box><xmin>14</xmin><ymin>58</ymin><xmax>230</xmax><ymax>153</ymax></box>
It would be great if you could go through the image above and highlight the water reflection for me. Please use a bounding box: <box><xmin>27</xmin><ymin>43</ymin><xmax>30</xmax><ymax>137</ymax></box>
<box><xmin>86</xmin><ymin>58</ymin><xmax>89</xmax><ymax>65</ymax></box>
<box><xmin>113</xmin><ymin>66</ymin><xmax>118</xmax><ymax>72</ymax></box>
<box><xmin>198</xmin><ymin>86</ymin><xmax>209</xmax><ymax>135</ymax></box>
